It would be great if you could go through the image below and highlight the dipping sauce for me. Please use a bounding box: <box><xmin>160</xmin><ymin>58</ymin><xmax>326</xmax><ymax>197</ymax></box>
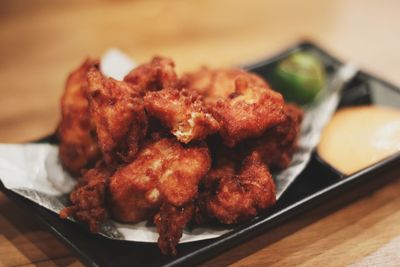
<box><xmin>318</xmin><ymin>106</ymin><xmax>400</xmax><ymax>175</ymax></box>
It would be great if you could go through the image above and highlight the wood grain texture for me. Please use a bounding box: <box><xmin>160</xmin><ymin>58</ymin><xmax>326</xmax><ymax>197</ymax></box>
<box><xmin>0</xmin><ymin>0</ymin><xmax>399</xmax><ymax>266</ymax></box>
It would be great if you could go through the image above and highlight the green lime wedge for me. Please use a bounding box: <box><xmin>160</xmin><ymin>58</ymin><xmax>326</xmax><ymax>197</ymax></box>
<box><xmin>270</xmin><ymin>52</ymin><xmax>326</xmax><ymax>105</ymax></box>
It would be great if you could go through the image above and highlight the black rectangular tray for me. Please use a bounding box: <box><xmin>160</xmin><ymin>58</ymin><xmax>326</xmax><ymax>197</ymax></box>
<box><xmin>1</xmin><ymin>41</ymin><xmax>400</xmax><ymax>267</ymax></box>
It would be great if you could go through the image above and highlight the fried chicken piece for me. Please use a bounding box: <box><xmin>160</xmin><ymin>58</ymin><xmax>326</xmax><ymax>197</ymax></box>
<box><xmin>86</xmin><ymin>68</ymin><xmax>148</xmax><ymax>164</ymax></box>
<box><xmin>197</xmin><ymin>152</ymin><xmax>276</xmax><ymax>225</ymax></box>
<box><xmin>182</xmin><ymin>68</ymin><xmax>284</xmax><ymax>146</ymax></box>
<box><xmin>123</xmin><ymin>56</ymin><xmax>178</xmax><ymax>93</ymax></box>
<box><xmin>246</xmin><ymin>104</ymin><xmax>304</xmax><ymax>170</ymax></box>
<box><xmin>58</xmin><ymin>59</ymin><xmax>101</xmax><ymax>176</ymax></box>
<box><xmin>181</xmin><ymin>68</ymin><xmax>268</xmax><ymax>103</ymax></box>
<box><xmin>108</xmin><ymin>137</ymin><xmax>211</xmax><ymax>223</ymax></box>
<box><xmin>210</xmin><ymin>75</ymin><xmax>286</xmax><ymax>147</ymax></box>
<box><xmin>60</xmin><ymin>163</ymin><xmax>114</xmax><ymax>232</ymax></box>
<box><xmin>144</xmin><ymin>88</ymin><xmax>220</xmax><ymax>143</ymax></box>
<box><xmin>154</xmin><ymin>202</ymin><xmax>195</xmax><ymax>255</ymax></box>
<box><xmin>58</xmin><ymin>55</ymin><xmax>298</xmax><ymax>255</ymax></box>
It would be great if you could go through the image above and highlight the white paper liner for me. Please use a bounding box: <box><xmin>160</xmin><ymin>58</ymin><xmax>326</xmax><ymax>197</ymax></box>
<box><xmin>0</xmin><ymin>49</ymin><xmax>356</xmax><ymax>243</ymax></box>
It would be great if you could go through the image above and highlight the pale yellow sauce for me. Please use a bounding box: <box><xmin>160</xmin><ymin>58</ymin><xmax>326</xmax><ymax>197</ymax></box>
<box><xmin>318</xmin><ymin>106</ymin><xmax>400</xmax><ymax>175</ymax></box>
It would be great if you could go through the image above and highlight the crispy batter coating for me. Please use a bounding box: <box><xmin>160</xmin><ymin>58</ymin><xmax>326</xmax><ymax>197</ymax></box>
<box><xmin>124</xmin><ymin>56</ymin><xmax>178</xmax><ymax>93</ymax></box>
<box><xmin>58</xmin><ymin>59</ymin><xmax>101</xmax><ymax>176</ymax></box>
<box><xmin>108</xmin><ymin>137</ymin><xmax>211</xmax><ymax>223</ymax></box>
<box><xmin>197</xmin><ymin>152</ymin><xmax>276</xmax><ymax>225</ymax></box>
<box><xmin>246</xmin><ymin>104</ymin><xmax>304</xmax><ymax>170</ymax></box>
<box><xmin>144</xmin><ymin>88</ymin><xmax>220</xmax><ymax>143</ymax></box>
<box><xmin>181</xmin><ymin>68</ymin><xmax>268</xmax><ymax>103</ymax></box>
<box><xmin>154</xmin><ymin>202</ymin><xmax>194</xmax><ymax>255</ymax></box>
<box><xmin>60</xmin><ymin>163</ymin><xmax>114</xmax><ymax>232</ymax></box>
<box><xmin>211</xmin><ymin>76</ymin><xmax>286</xmax><ymax>147</ymax></box>
<box><xmin>86</xmin><ymin>68</ymin><xmax>148</xmax><ymax>164</ymax></box>
<box><xmin>57</xmin><ymin>55</ymin><xmax>304</xmax><ymax>255</ymax></box>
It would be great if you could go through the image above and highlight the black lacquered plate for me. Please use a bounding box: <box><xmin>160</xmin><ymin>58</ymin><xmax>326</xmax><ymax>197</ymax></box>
<box><xmin>1</xmin><ymin>41</ymin><xmax>400</xmax><ymax>267</ymax></box>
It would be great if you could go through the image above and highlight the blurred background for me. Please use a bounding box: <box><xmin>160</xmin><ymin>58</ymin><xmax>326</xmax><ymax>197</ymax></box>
<box><xmin>0</xmin><ymin>0</ymin><xmax>399</xmax><ymax>142</ymax></box>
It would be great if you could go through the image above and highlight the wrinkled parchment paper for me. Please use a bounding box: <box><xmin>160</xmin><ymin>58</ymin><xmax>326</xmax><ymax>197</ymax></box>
<box><xmin>0</xmin><ymin>49</ymin><xmax>356</xmax><ymax>243</ymax></box>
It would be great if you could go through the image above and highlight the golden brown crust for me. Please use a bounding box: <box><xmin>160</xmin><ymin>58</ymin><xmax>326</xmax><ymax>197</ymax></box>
<box><xmin>58</xmin><ymin>56</ymin><xmax>303</xmax><ymax>255</ymax></box>
<box><xmin>59</xmin><ymin>163</ymin><xmax>114</xmax><ymax>232</ymax></box>
<box><xmin>197</xmin><ymin>152</ymin><xmax>276</xmax><ymax>225</ymax></box>
<box><xmin>123</xmin><ymin>56</ymin><xmax>178</xmax><ymax>93</ymax></box>
<box><xmin>58</xmin><ymin>59</ymin><xmax>101</xmax><ymax>176</ymax></box>
<box><xmin>211</xmin><ymin>76</ymin><xmax>286</xmax><ymax>147</ymax></box>
<box><xmin>108</xmin><ymin>137</ymin><xmax>211</xmax><ymax>223</ymax></box>
<box><xmin>86</xmin><ymin>68</ymin><xmax>148</xmax><ymax>164</ymax></box>
<box><xmin>144</xmin><ymin>88</ymin><xmax>220</xmax><ymax>143</ymax></box>
<box><xmin>181</xmin><ymin>68</ymin><xmax>268</xmax><ymax>103</ymax></box>
<box><xmin>245</xmin><ymin>103</ymin><xmax>304</xmax><ymax>170</ymax></box>
<box><xmin>154</xmin><ymin>202</ymin><xmax>194</xmax><ymax>255</ymax></box>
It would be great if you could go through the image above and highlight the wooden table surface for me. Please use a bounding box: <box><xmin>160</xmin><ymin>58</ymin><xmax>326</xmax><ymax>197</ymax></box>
<box><xmin>1</xmin><ymin>0</ymin><xmax>399</xmax><ymax>266</ymax></box>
